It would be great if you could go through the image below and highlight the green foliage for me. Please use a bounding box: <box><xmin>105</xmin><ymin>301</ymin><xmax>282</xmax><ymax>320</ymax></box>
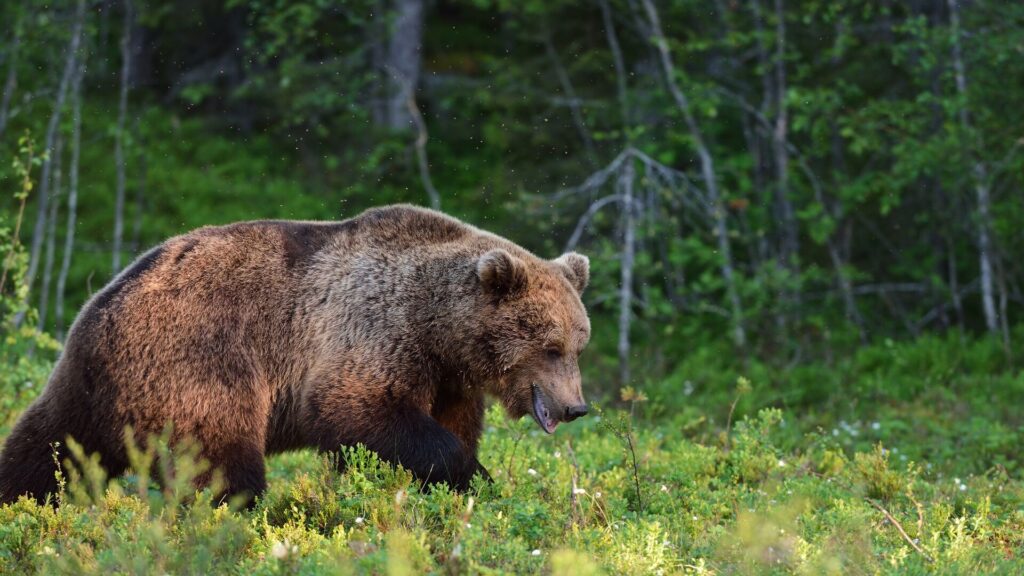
<box><xmin>0</xmin><ymin>133</ymin><xmax>58</xmax><ymax>430</ymax></box>
<box><xmin>0</xmin><ymin>336</ymin><xmax>1021</xmax><ymax>573</ymax></box>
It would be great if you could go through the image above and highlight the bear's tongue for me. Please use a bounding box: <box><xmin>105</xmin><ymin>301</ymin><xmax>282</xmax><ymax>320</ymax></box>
<box><xmin>532</xmin><ymin>386</ymin><xmax>558</xmax><ymax>434</ymax></box>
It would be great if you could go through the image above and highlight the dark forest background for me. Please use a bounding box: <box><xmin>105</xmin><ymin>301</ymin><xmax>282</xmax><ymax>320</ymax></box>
<box><xmin>2</xmin><ymin>0</ymin><xmax>1023</xmax><ymax>387</ymax></box>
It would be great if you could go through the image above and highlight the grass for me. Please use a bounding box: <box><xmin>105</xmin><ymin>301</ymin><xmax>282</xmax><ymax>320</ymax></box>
<box><xmin>0</xmin><ymin>333</ymin><xmax>1022</xmax><ymax>574</ymax></box>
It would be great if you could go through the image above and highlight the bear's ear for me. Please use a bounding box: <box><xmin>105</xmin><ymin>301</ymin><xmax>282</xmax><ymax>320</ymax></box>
<box><xmin>554</xmin><ymin>252</ymin><xmax>589</xmax><ymax>294</ymax></box>
<box><xmin>477</xmin><ymin>249</ymin><xmax>528</xmax><ymax>297</ymax></box>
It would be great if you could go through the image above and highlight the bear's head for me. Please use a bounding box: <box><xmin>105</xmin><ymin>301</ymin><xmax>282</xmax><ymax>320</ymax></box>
<box><xmin>475</xmin><ymin>248</ymin><xmax>591</xmax><ymax>434</ymax></box>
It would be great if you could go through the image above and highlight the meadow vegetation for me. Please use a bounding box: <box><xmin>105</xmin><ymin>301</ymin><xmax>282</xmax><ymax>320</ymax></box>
<box><xmin>1</xmin><ymin>315</ymin><xmax>1021</xmax><ymax>573</ymax></box>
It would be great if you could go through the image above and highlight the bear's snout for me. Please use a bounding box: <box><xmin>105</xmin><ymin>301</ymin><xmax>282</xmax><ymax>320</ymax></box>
<box><xmin>564</xmin><ymin>404</ymin><xmax>589</xmax><ymax>422</ymax></box>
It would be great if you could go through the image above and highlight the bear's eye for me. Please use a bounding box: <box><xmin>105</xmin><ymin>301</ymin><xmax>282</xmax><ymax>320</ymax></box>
<box><xmin>545</xmin><ymin>348</ymin><xmax>563</xmax><ymax>361</ymax></box>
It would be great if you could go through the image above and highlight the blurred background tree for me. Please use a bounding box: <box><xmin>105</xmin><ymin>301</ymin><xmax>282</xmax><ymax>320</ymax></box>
<box><xmin>1</xmin><ymin>0</ymin><xmax>1023</xmax><ymax>393</ymax></box>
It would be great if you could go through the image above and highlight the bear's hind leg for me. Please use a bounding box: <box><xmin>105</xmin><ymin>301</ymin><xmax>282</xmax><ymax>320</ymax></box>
<box><xmin>198</xmin><ymin>441</ymin><xmax>266</xmax><ymax>508</ymax></box>
<box><xmin>224</xmin><ymin>444</ymin><xmax>267</xmax><ymax>505</ymax></box>
<box><xmin>0</xmin><ymin>403</ymin><xmax>65</xmax><ymax>505</ymax></box>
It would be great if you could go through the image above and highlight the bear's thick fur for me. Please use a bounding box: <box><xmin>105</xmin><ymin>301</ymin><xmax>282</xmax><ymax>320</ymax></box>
<box><xmin>0</xmin><ymin>205</ymin><xmax>591</xmax><ymax>504</ymax></box>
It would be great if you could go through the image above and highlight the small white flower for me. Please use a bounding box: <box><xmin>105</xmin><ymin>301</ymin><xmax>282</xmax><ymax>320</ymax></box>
<box><xmin>355</xmin><ymin>516</ymin><xmax>365</xmax><ymax>525</ymax></box>
<box><xmin>954</xmin><ymin>477</ymin><xmax>961</xmax><ymax>485</ymax></box>
<box><xmin>527</xmin><ymin>468</ymin><xmax>537</xmax><ymax>476</ymax></box>
<box><xmin>466</xmin><ymin>523</ymin><xmax>472</xmax><ymax>528</ymax></box>
<box><xmin>271</xmin><ymin>541</ymin><xmax>290</xmax><ymax>560</ymax></box>
<box><xmin>871</xmin><ymin>421</ymin><xmax>881</xmax><ymax>431</ymax></box>
<box><xmin>692</xmin><ymin>515</ymin><xmax>698</xmax><ymax>521</ymax></box>
<box><xmin>778</xmin><ymin>459</ymin><xmax>786</xmax><ymax>467</ymax></box>
<box><xmin>959</xmin><ymin>484</ymin><xmax>967</xmax><ymax>491</ymax></box>
<box><xmin>573</xmin><ymin>487</ymin><xmax>586</xmax><ymax>495</ymax></box>
<box><xmin>660</xmin><ymin>484</ymin><xmax>669</xmax><ymax>492</ymax></box>
<box><xmin>554</xmin><ymin>450</ymin><xmax>561</xmax><ymax>458</ymax></box>
<box><xmin>595</xmin><ymin>491</ymin><xmax>602</xmax><ymax>498</ymax></box>
<box><xmin>531</xmin><ymin>549</ymin><xmax>542</xmax><ymax>556</ymax></box>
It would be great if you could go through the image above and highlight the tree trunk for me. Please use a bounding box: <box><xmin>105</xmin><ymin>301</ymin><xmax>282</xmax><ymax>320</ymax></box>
<box><xmin>598</xmin><ymin>0</ymin><xmax>630</xmax><ymax>130</ymax></box>
<box><xmin>113</xmin><ymin>0</ymin><xmax>133</xmax><ymax>274</ymax></box>
<box><xmin>752</xmin><ymin>0</ymin><xmax>798</xmax><ymax>269</ymax></box>
<box><xmin>0</xmin><ymin>26</ymin><xmax>21</xmax><ymax>140</ymax></box>
<box><xmin>23</xmin><ymin>0</ymin><xmax>86</xmax><ymax>322</ymax></box>
<box><xmin>641</xmin><ymin>0</ymin><xmax>746</xmax><ymax>349</ymax></box>
<box><xmin>38</xmin><ymin>135</ymin><xmax>63</xmax><ymax>334</ymax></box>
<box><xmin>770</xmin><ymin>0</ymin><xmax>797</xmax><ymax>269</ymax></box>
<box><xmin>57</xmin><ymin>53</ymin><xmax>86</xmax><ymax>342</ymax></box>
<box><xmin>947</xmin><ymin>0</ymin><xmax>998</xmax><ymax>333</ymax></box>
<box><xmin>382</xmin><ymin>0</ymin><xmax>424</xmax><ymax>130</ymax></box>
<box><xmin>543</xmin><ymin>32</ymin><xmax>598</xmax><ymax>167</ymax></box>
<box><xmin>130</xmin><ymin>118</ymin><xmax>146</xmax><ymax>254</ymax></box>
<box><xmin>618</xmin><ymin>158</ymin><xmax>636</xmax><ymax>385</ymax></box>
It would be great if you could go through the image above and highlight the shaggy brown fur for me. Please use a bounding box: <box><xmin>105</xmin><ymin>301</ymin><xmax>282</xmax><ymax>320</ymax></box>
<box><xmin>0</xmin><ymin>205</ymin><xmax>591</xmax><ymax>504</ymax></box>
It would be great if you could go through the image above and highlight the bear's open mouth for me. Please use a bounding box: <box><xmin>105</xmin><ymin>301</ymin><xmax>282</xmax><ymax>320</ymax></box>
<box><xmin>531</xmin><ymin>384</ymin><xmax>558</xmax><ymax>434</ymax></box>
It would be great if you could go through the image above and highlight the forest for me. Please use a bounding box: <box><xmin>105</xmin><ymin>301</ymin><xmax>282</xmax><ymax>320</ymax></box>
<box><xmin>0</xmin><ymin>0</ymin><xmax>1022</xmax><ymax>573</ymax></box>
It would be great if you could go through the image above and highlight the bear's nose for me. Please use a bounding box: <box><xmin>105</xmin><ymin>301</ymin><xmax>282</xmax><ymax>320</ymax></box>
<box><xmin>564</xmin><ymin>404</ymin><xmax>589</xmax><ymax>422</ymax></box>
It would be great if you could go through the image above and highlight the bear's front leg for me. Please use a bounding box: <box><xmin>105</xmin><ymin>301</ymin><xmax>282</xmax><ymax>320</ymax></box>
<box><xmin>309</xmin><ymin>399</ymin><xmax>481</xmax><ymax>491</ymax></box>
<box><xmin>433</xmin><ymin>393</ymin><xmax>492</xmax><ymax>483</ymax></box>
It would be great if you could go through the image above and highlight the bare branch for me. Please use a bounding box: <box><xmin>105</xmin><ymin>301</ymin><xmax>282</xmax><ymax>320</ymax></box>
<box><xmin>387</xmin><ymin>65</ymin><xmax>441</xmax><ymax>210</ymax></box>
<box><xmin>867</xmin><ymin>498</ymin><xmax>934</xmax><ymax>563</ymax></box>
<box><xmin>565</xmin><ymin>194</ymin><xmax>625</xmax><ymax>252</ymax></box>
<box><xmin>543</xmin><ymin>32</ymin><xmax>598</xmax><ymax>167</ymax></box>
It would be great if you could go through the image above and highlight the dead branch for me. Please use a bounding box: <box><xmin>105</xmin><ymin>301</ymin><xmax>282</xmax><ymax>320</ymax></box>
<box><xmin>387</xmin><ymin>65</ymin><xmax>441</xmax><ymax>210</ymax></box>
<box><xmin>867</xmin><ymin>498</ymin><xmax>934</xmax><ymax>563</ymax></box>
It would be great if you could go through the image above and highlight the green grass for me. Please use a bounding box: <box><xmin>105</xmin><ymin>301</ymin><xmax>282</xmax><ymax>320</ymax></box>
<box><xmin>1</xmin><ymin>334</ymin><xmax>1023</xmax><ymax>574</ymax></box>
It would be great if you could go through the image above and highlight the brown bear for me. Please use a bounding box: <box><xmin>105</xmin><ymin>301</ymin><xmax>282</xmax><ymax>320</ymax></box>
<box><xmin>0</xmin><ymin>205</ymin><xmax>591</xmax><ymax>504</ymax></box>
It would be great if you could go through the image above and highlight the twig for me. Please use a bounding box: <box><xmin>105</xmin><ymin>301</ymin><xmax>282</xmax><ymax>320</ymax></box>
<box><xmin>867</xmin><ymin>498</ymin><xmax>934</xmax><ymax>563</ymax></box>
<box><xmin>565</xmin><ymin>439</ymin><xmax>582</xmax><ymax>529</ymax></box>
<box><xmin>542</xmin><ymin>30</ymin><xmax>598</xmax><ymax>168</ymax></box>
<box><xmin>907</xmin><ymin>491</ymin><xmax>925</xmax><ymax>537</ymax></box>
<box><xmin>724</xmin><ymin>395</ymin><xmax>740</xmax><ymax>451</ymax></box>
<box><xmin>565</xmin><ymin>193</ymin><xmax>626</xmax><ymax>251</ymax></box>
<box><xmin>386</xmin><ymin>65</ymin><xmax>441</xmax><ymax>210</ymax></box>
<box><xmin>624</xmin><ymin>428</ymin><xmax>643</xmax><ymax>513</ymax></box>
<box><xmin>504</xmin><ymin>420</ymin><xmax>526</xmax><ymax>485</ymax></box>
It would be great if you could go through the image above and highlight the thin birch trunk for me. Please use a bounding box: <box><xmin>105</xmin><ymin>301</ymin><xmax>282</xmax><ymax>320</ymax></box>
<box><xmin>0</xmin><ymin>27</ymin><xmax>22</xmax><ymax>140</ymax></box>
<box><xmin>618</xmin><ymin>158</ymin><xmax>636</xmax><ymax>384</ymax></box>
<box><xmin>22</xmin><ymin>0</ymin><xmax>86</xmax><ymax>326</ymax></box>
<box><xmin>57</xmin><ymin>53</ymin><xmax>86</xmax><ymax>341</ymax></box>
<box><xmin>947</xmin><ymin>0</ymin><xmax>998</xmax><ymax>333</ymax></box>
<box><xmin>640</xmin><ymin>0</ymin><xmax>746</xmax><ymax>349</ymax></box>
<box><xmin>130</xmin><ymin>118</ymin><xmax>146</xmax><ymax>254</ymax></box>
<box><xmin>771</xmin><ymin>0</ymin><xmax>797</xmax><ymax>270</ymax></box>
<box><xmin>384</xmin><ymin>0</ymin><xmax>424</xmax><ymax>130</ymax></box>
<box><xmin>543</xmin><ymin>33</ymin><xmax>598</xmax><ymax>168</ymax></box>
<box><xmin>598</xmin><ymin>0</ymin><xmax>630</xmax><ymax>130</ymax></box>
<box><xmin>38</xmin><ymin>135</ymin><xmax>63</xmax><ymax>334</ymax></box>
<box><xmin>113</xmin><ymin>0</ymin><xmax>133</xmax><ymax>274</ymax></box>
